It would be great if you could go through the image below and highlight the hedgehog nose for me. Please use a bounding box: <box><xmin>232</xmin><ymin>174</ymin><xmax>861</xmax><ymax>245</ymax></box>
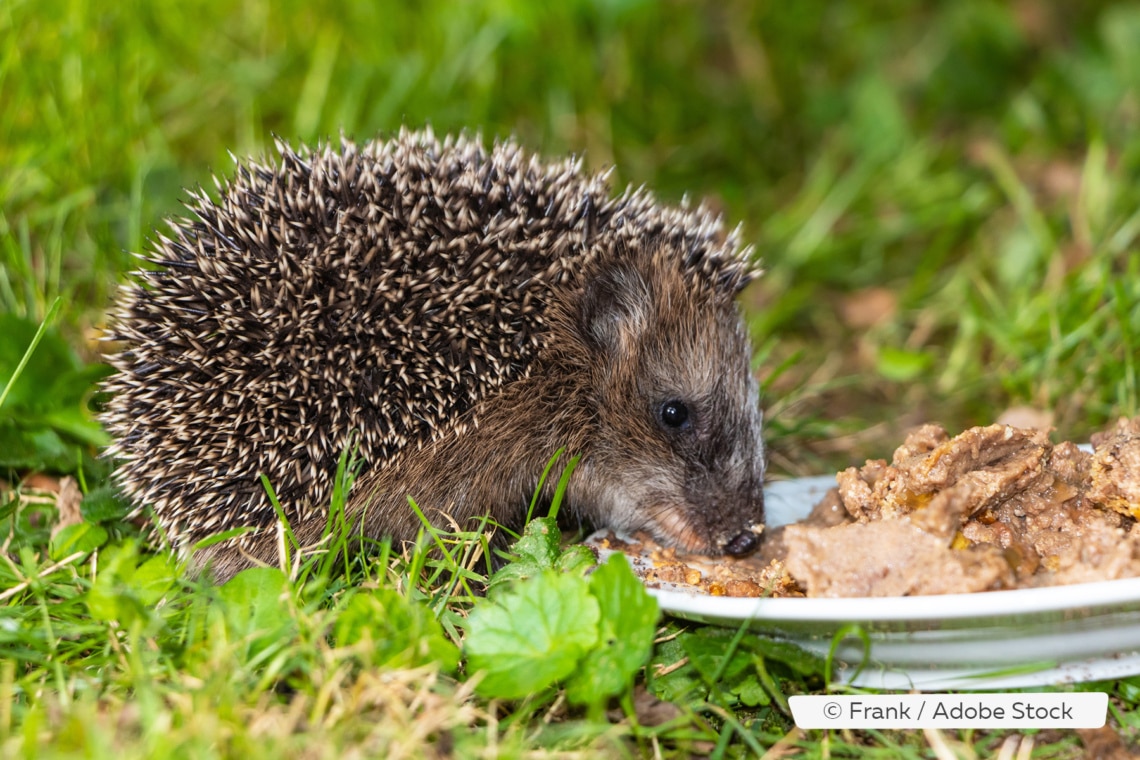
<box><xmin>723</xmin><ymin>529</ymin><xmax>760</xmax><ymax>557</ymax></box>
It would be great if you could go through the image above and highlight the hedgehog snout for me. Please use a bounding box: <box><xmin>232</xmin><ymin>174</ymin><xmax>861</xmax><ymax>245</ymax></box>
<box><xmin>717</xmin><ymin>487</ymin><xmax>765</xmax><ymax>557</ymax></box>
<box><xmin>722</xmin><ymin>527</ymin><xmax>761</xmax><ymax>557</ymax></box>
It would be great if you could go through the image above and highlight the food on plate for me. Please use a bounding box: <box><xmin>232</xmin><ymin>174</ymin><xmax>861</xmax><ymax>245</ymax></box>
<box><xmin>593</xmin><ymin>531</ymin><xmax>802</xmax><ymax>598</ymax></box>
<box><xmin>602</xmin><ymin>417</ymin><xmax>1140</xmax><ymax>598</ymax></box>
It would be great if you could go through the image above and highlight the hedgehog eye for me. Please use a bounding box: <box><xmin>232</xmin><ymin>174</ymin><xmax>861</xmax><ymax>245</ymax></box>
<box><xmin>659</xmin><ymin>400</ymin><xmax>691</xmax><ymax>430</ymax></box>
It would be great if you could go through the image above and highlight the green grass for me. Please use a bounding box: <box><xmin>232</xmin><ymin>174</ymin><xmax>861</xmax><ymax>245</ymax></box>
<box><xmin>4</xmin><ymin>0</ymin><xmax>1140</xmax><ymax>756</ymax></box>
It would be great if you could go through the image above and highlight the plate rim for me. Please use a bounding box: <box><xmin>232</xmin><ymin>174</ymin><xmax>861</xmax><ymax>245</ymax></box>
<box><xmin>646</xmin><ymin>575</ymin><xmax>1140</xmax><ymax>623</ymax></box>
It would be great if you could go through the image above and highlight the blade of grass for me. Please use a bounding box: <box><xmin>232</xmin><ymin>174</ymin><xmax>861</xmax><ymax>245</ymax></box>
<box><xmin>0</xmin><ymin>296</ymin><xmax>61</xmax><ymax>411</ymax></box>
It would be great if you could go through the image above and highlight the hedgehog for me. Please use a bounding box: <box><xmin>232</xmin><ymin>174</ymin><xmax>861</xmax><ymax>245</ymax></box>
<box><xmin>102</xmin><ymin>128</ymin><xmax>767</xmax><ymax>581</ymax></box>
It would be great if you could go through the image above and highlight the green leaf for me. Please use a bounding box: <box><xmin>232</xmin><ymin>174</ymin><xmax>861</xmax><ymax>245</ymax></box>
<box><xmin>656</xmin><ymin>627</ymin><xmax>823</xmax><ymax>708</ymax></box>
<box><xmin>487</xmin><ymin>516</ymin><xmax>563</xmax><ymax>587</ymax></box>
<box><xmin>646</xmin><ymin>634</ymin><xmax>704</xmax><ymax>703</ymax></box>
<box><xmin>0</xmin><ymin>422</ymin><xmax>75</xmax><ymax>471</ymax></box>
<box><xmin>208</xmin><ymin>567</ymin><xmax>296</xmax><ymax>664</ymax></box>
<box><xmin>335</xmin><ymin>588</ymin><xmax>459</xmax><ymax>673</ymax></box>
<box><xmin>79</xmin><ymin>484</ymin><xmax>131</xmax><ymax>523</ymax></box>
<box><xmin>681</xmin><ymin>630</ymin><xmax>754</xmax><ymax>687</ymax></box>
<box><xmin>41</xmin><ymin>406</ymin><xmax>111</xmax><ymax>449</ymax></box>
<box><xmin>464</xmin><ymin>570</ymin><xmax>599</xmax><ymax>699</ymax></box>
<box><xmin>85</xmin><ymin>543</ymin><xmax>141</xmax><ymax>623</ymax></box>
<box><xmin>1117</xmin><ymin>676</ymin><xmax>1140</xmax><ymax>705</ymax></box>
<box><xmin>131</xmin><ymin>555</ymin><xmax>181</xmax><ymax>607</ymax></box>
<box><xmin>685</xmin><ymin>627</ymin><xmax>823</xmax><ymax>680</ymax></box>
<box><xmin>565</xmin><ymin>553</ymin><xmax>659</xmax><ymax>707</ymax></box>
<box><xmin>733</xmin><ymin>672</ymin><xmax>770</xmax><ymax>707</ymax></box>
<box><xmin>49</xmin><ymin>522</ymin><xmax>108</xmax><ymax>560</ymax></box>
<box><xmin>556</xmin><ymin>544</ymin><xmax>596</xmax><ymax>575</ymax></box>
<box><xmin>509</xmin><ymin>516</ymin><xmax>563</xmax><ymax>568</ymax></box>
<box><xmin>85</xmin><ymin>542</ymin><xmax>177</xmax><ymax>633</ymax></box>
<box><xmin>214</xmin><ymin>567</ymin><xmax>291</xmax><ymax>639</ymax></box>
<box><xmin>748</xmin><ymin>636</ymin><xmax>825</xmax><ymax>677</ymax></box>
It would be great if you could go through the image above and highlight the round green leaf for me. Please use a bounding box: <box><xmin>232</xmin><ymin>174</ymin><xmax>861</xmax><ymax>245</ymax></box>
<box><xmin>464</xmin><ymin>571</ymin><xmax>599</xmax><ymax>699</ymax></box>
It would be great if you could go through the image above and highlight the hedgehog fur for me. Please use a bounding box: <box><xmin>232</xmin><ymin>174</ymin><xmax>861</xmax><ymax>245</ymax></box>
<box><xmin>103</xmin><ymin>128</ymin><xmax>766</xmax><ymax>579</ymax></box>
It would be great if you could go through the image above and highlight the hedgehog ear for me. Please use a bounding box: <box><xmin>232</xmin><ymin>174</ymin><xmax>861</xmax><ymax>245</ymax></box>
<box><xmin>578</xmin><ymin>264</ymin><xmax>652</xmax><ymax>356</ymax></box>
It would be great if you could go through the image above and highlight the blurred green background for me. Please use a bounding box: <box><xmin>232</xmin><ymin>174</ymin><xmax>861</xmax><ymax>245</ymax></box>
<box><xmin>3</xmin><ymin>0</ymin><xmax>1140</xmax><ymax>475</ymax></box>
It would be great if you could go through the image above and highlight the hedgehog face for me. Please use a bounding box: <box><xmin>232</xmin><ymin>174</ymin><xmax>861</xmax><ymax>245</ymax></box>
<box><xmin>569</xmin><ymin>251</ymin><xmax>767</xmax><ymax>556</ymax></box>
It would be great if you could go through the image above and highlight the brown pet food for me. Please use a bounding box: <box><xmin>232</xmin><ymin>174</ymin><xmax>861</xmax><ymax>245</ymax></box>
<box><xmin>607</xmin><ymin>417</ymin><xmax>1140</xmax><ymax>598</ymax></box>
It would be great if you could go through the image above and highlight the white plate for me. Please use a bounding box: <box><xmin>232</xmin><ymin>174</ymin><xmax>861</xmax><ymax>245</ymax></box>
<box><xmin>591</xmin><ymin>476</ymin><xmax>1140</xmax><ymax>691</ymax></box>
